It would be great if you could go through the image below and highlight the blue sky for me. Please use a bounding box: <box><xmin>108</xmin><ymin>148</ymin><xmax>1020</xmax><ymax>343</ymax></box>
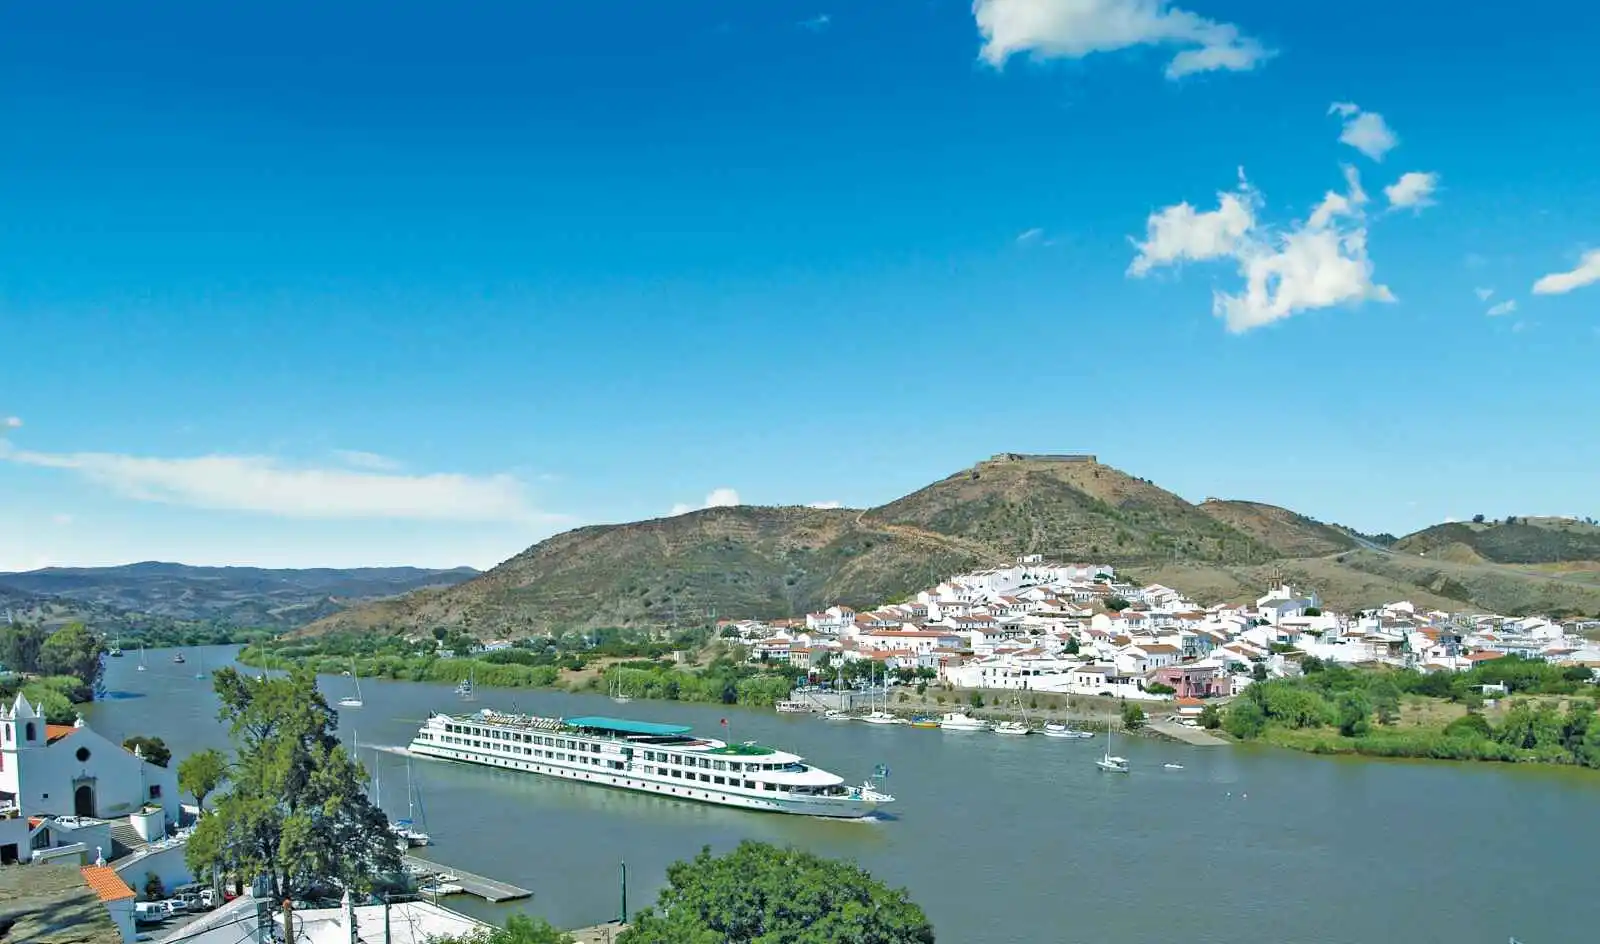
<box><xmin>3</xmin><ymin>0</ymin><xmax>1598</xmax><ymax>571</ymax></box>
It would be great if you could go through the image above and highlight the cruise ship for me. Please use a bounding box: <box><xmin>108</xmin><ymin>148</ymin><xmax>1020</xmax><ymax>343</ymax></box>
<box><xmin>407</xmin><ymin>709</ymin><xmax>894</xmax><ymax>818</ymax></box>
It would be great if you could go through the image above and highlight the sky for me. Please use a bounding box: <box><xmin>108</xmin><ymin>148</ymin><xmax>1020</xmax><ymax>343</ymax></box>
<box><xmin>2</xmin><ymin>0</ymin><xmax>1598</xmax><ymax>572</ymax></box>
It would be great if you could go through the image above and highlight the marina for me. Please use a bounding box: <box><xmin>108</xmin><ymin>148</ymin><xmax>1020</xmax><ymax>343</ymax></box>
<box><xmin>86</xmin><ymin>646</ymin><xmax>1600</xmax><ymax>944</ymax></box>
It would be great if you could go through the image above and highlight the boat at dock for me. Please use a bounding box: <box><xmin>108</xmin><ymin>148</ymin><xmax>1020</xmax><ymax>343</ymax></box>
<box><xmin>993</xmin><ymin>720</ymin><xmax>1031</xmax><ymax>736</ymax></box>
<box><xmin>859</xmin><ymin>710</ymin><xmax>907</xmax><ymax>725</ymax></box>
<box><xmin>909</xmin><ymin>717</ymin><xmax>939</xmax><ymax>728</ymax></box>
<box><xmin>822</xmin><ymin>710</ymin><xmax>853</xmax><ymax>721</ymax></box>
<box><xmin>1042</xmin><ymin>723</ymin><xmax>1093</xmax><ymax>739</ymax></box>
<box><xmin>408</xmin><ymin>710</ymin><xmax>894</xmax><ymax>818</ymax></box>
<box><xmin>937</xmin><ymin>712</ymin><xmax>990</xmax><ymax>731</ymax></box>
<box><xmin>775</xmin><ymin>700</ymin><xmax>817</xmax><ymax>713</ymax></box>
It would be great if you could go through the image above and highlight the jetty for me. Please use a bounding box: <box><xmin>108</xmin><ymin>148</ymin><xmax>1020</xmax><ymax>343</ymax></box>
<box><xmin>1148</xmin><ymin>720</ymin><xmax>1228</xmax><ymax>746</ymax></box>
<box><xmin>568</xmin><ymin>922</ymin><xmax>629</xmax><ymax>943</ymax></box>
<box><xmin>403</xmin><ymin>853</ymin><xmax>532</xmax><ymax>902</ymax></box>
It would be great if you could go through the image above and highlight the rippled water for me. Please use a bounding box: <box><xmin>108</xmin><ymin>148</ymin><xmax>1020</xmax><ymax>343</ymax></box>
<box><xmin>89</xmin><ymin>645</ymin><xmax>1598</xmax><ymax>943</ymax></box>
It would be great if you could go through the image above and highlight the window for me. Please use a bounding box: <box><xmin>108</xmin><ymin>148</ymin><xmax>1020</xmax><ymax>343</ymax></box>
<box><xmin>150</xmin><ymin>785</ymin><xmax>162</xmax><ymax>799</ymax></box>
<box><xmin>23</xmin><ymin>723</ymin><xmax>34</xmax><ymax>742</ymax></box>
<box><xmin>76</xmin><ymin>747</ymin><xmax>91</xmax><ymax>763</ymax></box>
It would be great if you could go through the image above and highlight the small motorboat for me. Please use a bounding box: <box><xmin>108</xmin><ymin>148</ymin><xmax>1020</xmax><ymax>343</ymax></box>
<box><xmin>1164</xmin><ymin>763</ymin><xmax>1185</xmax><ymax>770</ymax></box>
<box><xmin>822</xmin><ymin>710</ymin><xmax>853</xmax><ymax>721</ymax></box>
<box><xmin>775</xmin><ymin>700</ymin><xmax>815</xmax><ymax>713</ymax></box>
<box><xmin>993</xmin><ymin>721</ymin><xmax>1031</xmax><ymax>736</ymax></box>
<box><xmin>173</xmin><ymin>652</ymin><xmax>186</xmax><ymax>664</ymax></box>
<box><xmin>909</xmin><ymin>717</ymin><xmax>940</xmax><ymax>728</ymax></box>
<box><xmin>938</xmin><ymin>712</ymin><xmax>990</xmax><ymax>731</ymax></box>
<box><xmin>1042</xmin><ymin>723</ymin><xmax>1094</xmax><ymax>739</ymax></box>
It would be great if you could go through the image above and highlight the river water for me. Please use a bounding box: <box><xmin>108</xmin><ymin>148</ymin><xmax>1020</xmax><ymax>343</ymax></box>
<box><xmin>89</xmin><ymin>646</ymin><xmax>1597</xmax><ymax>944</ymax></box>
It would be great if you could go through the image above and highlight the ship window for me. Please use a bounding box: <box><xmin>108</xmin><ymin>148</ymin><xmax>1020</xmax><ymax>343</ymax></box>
<box><xmin>713</xmin><ymin>761</ymin><xmax>726</xmax><ymax>771</ymax></box>
<box><xmin>699</xmin><ymin>773</ymin><xmax>710</xmax><ymax>782</ymax></box>
<box><xmin>714</xmin><ymin>776</ymin><xmax>725</xmax><ymax>785</ymax></box>
<box><xmin>744</xmin><ymin>780</ymin><xmax>755</xmax><ymax>789</ymax></box>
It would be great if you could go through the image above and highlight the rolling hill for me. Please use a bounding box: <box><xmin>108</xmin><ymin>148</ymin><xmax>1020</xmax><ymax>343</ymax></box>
<box><xmin>1392</xmin><ymin>518</ymin><xmax>1600</xmax><ymax>565</ymax></box>
<box><xmin>0</xmin><ymin>562</ymin><xmax>479</xmax><ymax>630</ymax></box>
<box><xmin>297</xmin><ymin>455</ymin><xmax>1600</xmax><ymax>638</ymax></box>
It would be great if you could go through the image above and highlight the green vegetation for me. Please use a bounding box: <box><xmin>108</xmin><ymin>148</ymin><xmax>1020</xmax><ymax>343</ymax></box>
<box><xmin>177</xmin><ymin>748</ymin><xmax>229</xmax><ymax>814</ymax></box>
<box><xmin>186</xmin><ymin>668</ymin><xmax>401</xmax><ymax>900</ymax></box>
<box><xmin>122</xmin><ymin>736</ymin><xmax>172</xmax><ymax>768</ymax></box>
<box><xmin>427</xmin><ymin>914</ymin><xmax>573</xmax><ymax>944</ymax></box>
<box><xmin>1120</xmin><ymin>701</ymin><xmax>1146</xmax><ymax>730</ymax></box>
<box><xmin>242</xmin><ymin>630</ymin><xmax>808</xmax><ymax>708</ymax></box>
<box><xmin>0</xmin><ymin>621</ymin><xmax>105</xmax><ymax>701</ymax></box>
<box><xmin>1223</xmin><ymin>657</ymin><xmax>1600</xmax><ymax>767</ymax></box>
<box><xmin>1394</xmin><ymin>518</ymin><xmax>1600</xmax><ymax>565</ymax></box>
<box><xmin>619</xmin><ymin>841</ymin><xmax>935</xmax><ymax>944</ymax></box>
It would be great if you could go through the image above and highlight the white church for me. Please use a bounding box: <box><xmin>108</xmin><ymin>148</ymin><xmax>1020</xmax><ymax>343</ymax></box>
<box><xmin>0</xmin><ymin>694</ymin><xmax>180</xmax><ymax>839</ymax></box>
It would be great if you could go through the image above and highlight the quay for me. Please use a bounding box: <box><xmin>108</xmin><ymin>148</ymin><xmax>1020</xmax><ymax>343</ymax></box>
<box><xmin>403</xmin><ymin>853</ymin><xmax>532</xmax><ymax>902</ymax></box>
<box><xmin>567</xmin><ymin>921</ymin><xmax>630</xmax><ymax>943</ymax></box>
<box><xmin>1148</xmin><ymin>720</ymin><xmax>1228</xmax><ymax>746</ymax></box>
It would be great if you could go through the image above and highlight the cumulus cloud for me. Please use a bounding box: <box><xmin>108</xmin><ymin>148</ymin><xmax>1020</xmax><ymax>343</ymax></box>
<box><xmin>1385</xmin><ymin>171</ymin><xmax>1438</xmax><ymax>209</ymax></box>
<box><xmin>2</xmin><ymin>417</ymin><xmax>19</xmax><ymax>429</ymax></box>
<box><xmin>1486</xmin><ymin>299</ymin><xmax>1518</xmax><ymax>317</ymax></box>
<box><xmin>1475</xmin><ymin>287</ymin><xmax>1495</xmax><ymax>301</ymax></box>
<box><xmin>1130</xmin><ymin>163</ymin><xmax>1395</xmax><ymax>332</ymax></box>
<box><xmin>806</xmin><ymin>500</ymin><xmax>843</xmax><ymax>509</ymax></box>
<box><xmin>669</xmin><ymin>488</ymin><xmax>742</xmax><ymax>517</ymax></box>
<box><xmin>1329</xmin><ymin>102</ymin><xmax>1398</xmax><ymax>161</ymax></box>
<box><xmin>973</xmin><ymin>0</ymin><xmax>1273</xmax><ymax>80</ymax></box>
<box><xmin>0</xmin><ymin>441</ymin><xmax>553</xmax><ymax>523</ymax></box>
<box><xmin>333</xmin><ymin>449</ymin><xmax>403</xmax><ymax>471</ymax></box>
<box><xmin>1532</xmin><ymin>249</ymin><xmax>1600</xmax><ymax>296</ymax></box>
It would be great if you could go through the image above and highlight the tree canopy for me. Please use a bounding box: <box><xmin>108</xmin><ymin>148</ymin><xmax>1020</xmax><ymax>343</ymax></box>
<box><xmin>618</xmin><ymin>841</ymin><xmax>935</xmax><ymax>944</ymax></box>
<box><xmin>124</xmin><ymin>736</ymin><xmax>172</xmax><ymax>768</ymax></box>
<box><xmin>185</xmin><ymin>668</ymin><xmax>400</xmax><ymax>899</ymax></box>
<box><xmin>430</xmin><ymin>914</ymin><xmax>574</xmax><ymax>944</ymax></box>
<box><xmin>0</xmin><ymin>622</ymin><xmax>105</xmax><ymax>702</ymax></box>
<box><xmin>178</xmin><ymin>748</ymin><xmax>229</xmax><ymax>814</ymax></box>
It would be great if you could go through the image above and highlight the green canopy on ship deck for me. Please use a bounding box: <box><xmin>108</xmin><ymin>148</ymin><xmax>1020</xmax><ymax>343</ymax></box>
<box><xmin>564</xmin><ymin>716</ymin><xmax>693</xmax><ymax>736</ymax></box>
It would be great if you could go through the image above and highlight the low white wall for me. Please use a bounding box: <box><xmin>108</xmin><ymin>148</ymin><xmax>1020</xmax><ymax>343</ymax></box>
<box><xmin>116</xmin><ymin>843</ymin><xmax>195</xmax><ymax>900</ymax></box>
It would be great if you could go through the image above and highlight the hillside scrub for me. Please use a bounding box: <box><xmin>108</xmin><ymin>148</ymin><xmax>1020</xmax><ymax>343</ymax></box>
<box><xmin>1224</xmin><ymin>657</ymin><xmax>1600</xmax><ymax>768</ymax></box>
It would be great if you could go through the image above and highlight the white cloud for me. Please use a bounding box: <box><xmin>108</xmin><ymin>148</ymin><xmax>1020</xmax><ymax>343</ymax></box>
<box><xmin>1127</xmin><ymin>170</ymin><xmax>1257</xmax><ymax>275</ymax></box>
<box><xmin>973</xmin><ymin>0</ymin><xmax>1273</xmax><ymax>80</ymax></box>
<box><xmin>333</xmin><ymin>449</ymin><xmax>403</xmax><ymax>471</ymax></box>
<box><xmin>1329</xmin><ymin>102</ymin><xmax>1398</xmax><ymax>160</ymax></box>
<box><xmin>1475</xmin><ymin>287</ymin><xmax>1495</xmax><ymax>301</ymax></box>
<box><xmin>0</xmin><ymin>442</ymin><xmax>553</xmax><ymax>523</ymax></box>
<box><xmin>800</xmin><ymin>13</ymin><xmax>832</xmax><ymax>31</ymax></box>
<box><xmin>1130</xmin><ymin>163</ymin><xmax>1395</xmax><ymax>332</ymax></box>
<box><xmin>806</xmin><ymin>500</ymin><xmax>843</xmax><ymax>509</ymax></box>
<box><xmin>1532</xmin><ymin>249</ymin><xmax>1600</xmax><ymax>295</ymax></box>
<box><xmin>1016</xmin><ymin>227</ymin><xmax>1045</xmax><ymax>245</ymax></box>
<box><xmin>1486</xmin><ymin>299</ymin><xmax>1517</xmax><ymax>317</ymax></box>
<box><xmin>1384</xmin><ymin>171</ymin><xmax>1438</xmax><ymax>209</ymax></box>
<box><xmin>670</xmin><ymin>488</ymin><xmax>742</xmax><ymax>516</ymax></box>
<box><xmin>2</xmin><ymin>417</ymin><xmax>19</xmax><ymax>429</ymax></box>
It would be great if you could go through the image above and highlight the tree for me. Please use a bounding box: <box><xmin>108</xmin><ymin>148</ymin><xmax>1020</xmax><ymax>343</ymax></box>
<box><xmin>1302</xmin><ymin>607</ymin><xmax>1322</xmax><ymax>617</ymax></box>
<box><xmin>430</xmin><ymin>914</ymin><xmax>574</xmax><ymax>944</ymax></box>
<box><xmin>1103</xmin><ymin>596</ymin><xmax>1131</xmax><ymax>612</ymax></box>
<box><xmin>968</xmin><ymin>691</ymin><xmax>984</xmax><ymax>710</ymax></box>
<box><xmin>1472</xmin><ymin>514</ymin><xmax>1485</xmax><ymax>524</ymax></box>
<box><xmin>1064</xmin><ymin>636</ymin><xmax>1080</xmax><ymax>655</ymax></box>
<box><xmin>0</xmin><ymin>623</ymin><xmax>49</xmax><ymax>675</ymax></box>
<box><xmin>1224</xmin><ymin>700</ymin><xmax>1267</xmax><ymax>739</ymax></box>
<box><xmin>1368</xmin><ymin>678</ymin><xmax>1402</xmax><ymax>726</ymax></box>
<box><xmin>1198</xmin><ymin>703</ymin><xmax>1222</xmax><ymax>730</ymax></box>
<box><xmin>1336</xmin><ymin>691</ymin><xmax>1373</xmax><ymax>737</ymax></box>
<box><xmin>618</xmin><ymin>841</ymin><xmax>935</xmax><ymax>944</ymax></box>
<box><xmin>178</xmin><ymin>748</ymin><xmax>229</xmax><ymax>815</ymax></box>
<box><xmin>36</xmin><ymin>623</ymin><xmax>107</xmax><ymax>701</ymax></box>
<box><xmin>186</xmin><ymin>668</ymin><xmax>401</xmax><ymax>901</ymax></box>
<box><xmin>1251</xmin><ymin>663</ymin><xmax>1268</xmax><ymax>682</ymax></box>
<box><xmin>1121</xmin><ymin>702</ymin><xmax>1146</xmax><ymax>730</ymax></box>
<box><xmin>1144</xmin><ymin>682</ymin><xmax>1176</xmax><ymax>696</ymax></box>
<box><xmin>144</xmin><ymin>871</ymin><xmax>165</xmax><ymax>901</ymax></box>
<box><xmin>124</xmin><ymin>736</ymin><xmax>172</xmax><ymax>768</ymax></box>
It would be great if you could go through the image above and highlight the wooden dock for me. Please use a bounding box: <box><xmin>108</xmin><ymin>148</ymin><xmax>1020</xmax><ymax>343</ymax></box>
<box><xmin>403</xmin><ymin>853</ymin><xmax>532</xmax><ymax>903</ymax></box>
<box><xmin>567</xmin><ymin>922</ymin><xmax>629</xmax><ymax>943</ymax></box>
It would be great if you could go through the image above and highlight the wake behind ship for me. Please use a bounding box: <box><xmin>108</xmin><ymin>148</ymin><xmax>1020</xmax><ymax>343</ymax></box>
<box><xmin>407</xmin><ymin>709</ymin><xmax>893</xmax><ymax>818</ymax></box>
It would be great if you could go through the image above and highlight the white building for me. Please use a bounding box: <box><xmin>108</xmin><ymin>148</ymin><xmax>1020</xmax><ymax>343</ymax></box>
<box><xmin>0</xmin><ymin>696</ymin><xmax>180</xmax><ymax>830</ymax></box>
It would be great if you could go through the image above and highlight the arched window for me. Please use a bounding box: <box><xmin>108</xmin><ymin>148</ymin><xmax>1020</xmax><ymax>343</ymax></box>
<box><xmin>76</xmin><ymin>746</ymin><xmax>92</xmax><ymax>763</ymax></box>
<box><xmin>23</xmin><ymin>723</ymin><xmax>34</xmax><ymax>742</ymax></box>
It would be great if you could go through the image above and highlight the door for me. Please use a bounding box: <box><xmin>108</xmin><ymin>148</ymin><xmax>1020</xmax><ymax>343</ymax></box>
<box><xmin>74</xmin><ymin>784</ymin><xmax>94</xmax><ymax>817</ymax></box>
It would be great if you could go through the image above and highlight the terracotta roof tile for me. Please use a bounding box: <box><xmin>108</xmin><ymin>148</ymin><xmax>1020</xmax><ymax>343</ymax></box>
<box><xmin>80</xmin><ymin>866</ymin><xmax>136</xmax><ymax>903</ymax></box>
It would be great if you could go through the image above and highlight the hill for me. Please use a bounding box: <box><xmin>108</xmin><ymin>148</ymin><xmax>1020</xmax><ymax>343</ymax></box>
<box><xmin>0</xmin><ymin>562</ymin><xmax>479</xmax><ymax>630</ymax></box>
<box><xmin>1393</xmin><ymin>518</ymin><xmax>1600</xmax><ymax>565</ymax></box>
<box><xmin>298</xmin><ymin>455</ymin><xmax>1600</xmax><ymax>638</ymax></box>
<box><xmin>1196</xmin><ymin>499</ymin><xmax>1357</xmax><ymax>558</ymax></box>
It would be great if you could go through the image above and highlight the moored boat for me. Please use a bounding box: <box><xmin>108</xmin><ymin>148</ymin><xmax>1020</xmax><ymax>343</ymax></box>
<box><xmin>858</xmin><ymin>710</ymin><xmax>907</xmax><ymax>725</ymax></box>
<box><xmin>822</xmin><ymin>710</ymin><xmax>853</xmax><ymax>721</ymax></box>
<box><xmin>408</xmin><ymin>710</ymin><xmax>893</xmax><ymax>818</ymax></box>
<box><xmin>993</xmin><ymin>720</ymin><xmax>1031</xmax><ymax>736</ymax></box>
<box><xmin>909</xmin><ymin>717</ymin><xmax>939</xmax><ymax>728</ymax></box>
<box><xmin>1042</xmin><ymin>723</ymin><xmax>1093</xmax><ymax>739</ymax></box>
<box><xmin>775</xmin><ymin>700</ymin><xmax>816</xmax><ymax>713</ymax></box>
<box><xmin>938</xmin><ymin>712</ymin><xmax>990</xmax><ymax>731</ymax></box>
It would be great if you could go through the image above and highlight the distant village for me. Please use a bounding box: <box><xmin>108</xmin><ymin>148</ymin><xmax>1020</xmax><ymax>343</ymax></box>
<box><xmin>718</xmin><ymin>555</ymin><xmax>1600</xmax><ymax>715</ymax></box>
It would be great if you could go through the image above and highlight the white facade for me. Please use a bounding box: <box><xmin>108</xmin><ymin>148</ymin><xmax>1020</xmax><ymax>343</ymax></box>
<box><xmin>0</xmin><ymin>696</ymin><xmax>180</xmax><ymax>828</ymax></box>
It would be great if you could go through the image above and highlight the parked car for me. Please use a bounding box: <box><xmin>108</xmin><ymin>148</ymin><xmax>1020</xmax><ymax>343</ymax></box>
<box><xmin>133</xmin><ymin>902</ymin><xmax>172</xmax><ymax>925</ymax></box>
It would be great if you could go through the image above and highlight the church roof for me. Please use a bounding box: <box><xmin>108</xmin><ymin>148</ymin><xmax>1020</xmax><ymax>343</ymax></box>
<box><xmin>46</xmin><ymin>724</ymin><xmax>77</xmax><ymax>744</ymax></box>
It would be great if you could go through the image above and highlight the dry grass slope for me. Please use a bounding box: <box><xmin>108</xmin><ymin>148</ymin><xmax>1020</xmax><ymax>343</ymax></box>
<box><xmin>1196</xmin><ymin>499</ymin><xmax>1356</xmax><ymax>557</ymax></box>
<box><xmin>1393</xmin><ymin>518</ymin><xmax>1600</xmax><ymax>564</ymax></box>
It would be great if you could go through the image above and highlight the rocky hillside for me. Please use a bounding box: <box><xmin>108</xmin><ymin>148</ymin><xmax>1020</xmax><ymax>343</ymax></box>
<box><xmin>0</xmin><ymin>562</ymin><xmax>479</xmax><ymax>630</ymax></box>
<box><xmin>296</xmin><ymin>455</ymin><xmax>1600</xmax><ymax>637</ymax></box>
<box><xmin>1392</xmin><ymin>518</ymin><xmax>1600</xmax><ymax>565</ymax></box>
<box><xmin>1197</xmin><ymin>499</ymin><xmax>1357</xmax><ymax>558</ymax></box>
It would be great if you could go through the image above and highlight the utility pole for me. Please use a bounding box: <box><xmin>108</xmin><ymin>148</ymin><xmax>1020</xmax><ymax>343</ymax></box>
<box><xmin>384</xmin><ymin>892</ymin><xmax>392</xmax><ymax>944</ymax></box>
<box><xmin>619</xmin><ymin>860</ymin><xmax>627</xmax><ymax>924</ymax></box>
<box><xmin>282</xmin><ymin>898</ymin><xmax>293</xmax><ymax>944</ymax></box>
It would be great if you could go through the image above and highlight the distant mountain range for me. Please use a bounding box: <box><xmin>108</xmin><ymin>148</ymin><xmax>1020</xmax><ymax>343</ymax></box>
<box><xmin>0</xmin><ymin>562</ymin><xmax>479</xmax><ymax>631</ymax></box>
<box><xmin>296</xmin><ymin>455</ymin><xmax>1600</xmax><ymax>638</ymax></box>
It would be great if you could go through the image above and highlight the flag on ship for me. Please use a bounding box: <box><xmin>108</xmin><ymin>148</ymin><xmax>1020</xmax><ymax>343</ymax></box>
<box><xmin>874</xmin><ymin>764</ymin><xmax>889</xmax><ymax>779</ymax></box>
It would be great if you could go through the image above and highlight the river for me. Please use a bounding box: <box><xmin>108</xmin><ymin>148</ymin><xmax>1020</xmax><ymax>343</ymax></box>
<box><xmin>89</xmin><ymin>645</ymin><xmax>1597</xmax><ymax>944</ymax></box>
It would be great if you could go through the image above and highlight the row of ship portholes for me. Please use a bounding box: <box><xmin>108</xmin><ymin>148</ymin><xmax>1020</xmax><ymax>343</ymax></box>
<box><xmin>437</xmin><ymin>748</ymin><xmax>776</xmax><ymax>807</ymax></box>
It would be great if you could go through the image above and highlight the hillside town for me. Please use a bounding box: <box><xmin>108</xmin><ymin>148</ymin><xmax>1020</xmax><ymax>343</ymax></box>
<box><xmin>720</xmin><ymin>556</ymin><xmax>1600</xmax><ymax>708</ymax></box>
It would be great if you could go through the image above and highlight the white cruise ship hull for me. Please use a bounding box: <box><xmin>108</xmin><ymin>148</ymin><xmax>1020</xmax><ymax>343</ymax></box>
<box><xmin>407</xmin><ymin>714</ymin><xmax>890</xmax><ymax>819</ymax></box>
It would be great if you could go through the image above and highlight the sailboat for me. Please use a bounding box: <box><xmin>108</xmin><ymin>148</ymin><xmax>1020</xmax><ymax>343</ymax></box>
<box><xmin>993</xmin><ymin>699</ymin><xmax>1031</xmax><ymax>735</ymax></box>
<box><xmin>609</xmin><ymin>674</ymin><xmax>632</xmax><ymax>704</ymax></box>
<box><xmin>1096</xmin><ymin>720</ymin><xmax>1130</xmax><ymax>772</ymax></box>
<box><xmin>338</xmin><ymin>659</ymin><xmax>364</xmax><ymax>708</ymax></box>
<box><xmin>137</xmin><ymin>645</ymin><xmax>147</xmax><ymax>672</ymax></box>
<box><xmin>193</xmin><ymin>651</ymin><xmax>207</xmax><ymax>680</ymax></box>
<box><xmin>858</xmin><ymin>664</ymin><xmax>905</xmax><ymax>724</ymax></box>
<box><xmin>390</xmin><ymin>758</ymin><xmax>431</xmax><ymax>847</ymax></box>
<box><xmin>455</xmin><ymin>666</ymin><xmax>475</xmax><ymax>701</ymax></box>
